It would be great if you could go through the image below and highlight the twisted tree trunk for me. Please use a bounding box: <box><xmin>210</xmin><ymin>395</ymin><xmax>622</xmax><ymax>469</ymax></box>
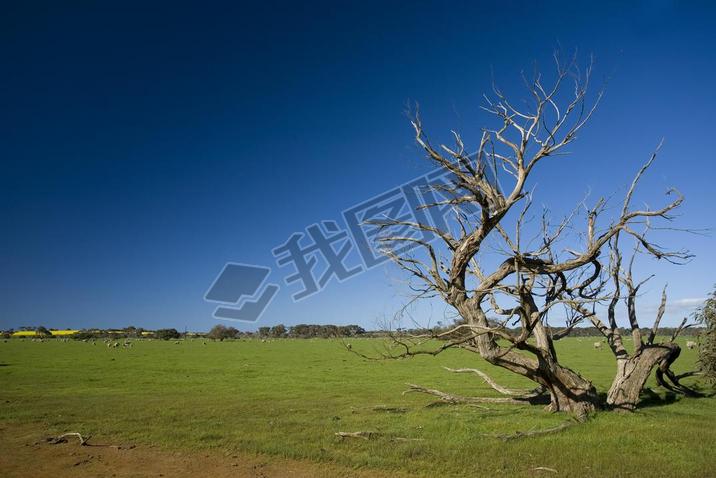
<box><xmin>606</xmin><ymin>343</ymin><xmax>677</xmax><ymax>411</ymax></box>
<box><xmin>473</xmin><ymin>332</ymin><xmax>599</xmax><ymax>420</ymax></box>
<box><xmin>538</xmin><ymin>362</ymin><xmax>599</xmax><ymax>418</ymax></box>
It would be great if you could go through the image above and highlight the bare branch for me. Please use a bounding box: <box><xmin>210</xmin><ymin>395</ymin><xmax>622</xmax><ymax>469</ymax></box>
<box><xmin>443</xmin><ymin>367</ymin><xmax>546</xmax><ymax>397</ymax></box>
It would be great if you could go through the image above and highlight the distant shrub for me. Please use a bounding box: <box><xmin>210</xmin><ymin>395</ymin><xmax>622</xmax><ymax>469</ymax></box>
<box><xmin>73</xmin><ymin>330</ymin><xmax>101</xmax><ymax>340</ymax></box>
<box><xmin>696</xmin><ymin>287</ymin><xmax>716</xmax><ymax>385</ymax></box>
<box><xmin>270</xmin><ymin>324</ymin><xmax>287</xmax><ymax>338</ymax></box>
<box><xmin>36</xmin><ymin>326</ymin><xmax>52</xmax><ymax>338</ymax></box>
<box><xmin>207</xmin><ymin>324</ymin><xmax>239</xmax><ymax>340</ymax></box>
<box><xmin>155</xmin><ymin>328</ymin><xmax>181</xmax><ymax>340</ymax></box>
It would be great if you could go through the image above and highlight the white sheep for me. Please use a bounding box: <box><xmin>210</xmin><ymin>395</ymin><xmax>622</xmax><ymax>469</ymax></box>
<box><xmin>593</xmin><ymin>342</ymin><xmax>603</xmax><ymax>349</ymax></box>
<box><xmin>686</xmin><ymin>341</ymin><xmax>697</xmax><ymax>350</ymax></box>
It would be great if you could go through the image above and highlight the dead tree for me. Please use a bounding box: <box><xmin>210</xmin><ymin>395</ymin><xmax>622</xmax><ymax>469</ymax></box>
<box><xmin>372</xmin><ymin>55</ymin><xmax>693</xmax><ymax>419</ymax></box>
<box><xmin>578</xmin><ymin>235</ymin><xmax>702</xmax><ymax>411</ymax></box>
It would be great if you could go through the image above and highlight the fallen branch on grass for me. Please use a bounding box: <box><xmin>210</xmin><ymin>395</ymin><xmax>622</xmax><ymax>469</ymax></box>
<box><xmin>335</xmin><ymin>431</ymin><xmax>424</xmax><ymax>442</ymax></box>
<box><xmin>403</xmin><ymin>383</ymin><xmax>539</xmax><ymax>406</ymax></box>
<box><xmin>46</xmin><ymin>432</ymin><xmax>130</xmax><ymax>449</ymax></box>
<box><xmin>335</xmin><ymin>431</ymin><xmax>380</xmax><ymax>440</ymax></box>
<box><xmin>482</xmin><ymin>420</ymin><xmax>576</xmax><ymax>441</ymax></box>
<box><xmin>372</xmin><ymin>405</ymin><xmax>410</xmax><ymax>413</ymax></box>
<box><xmin>47</xmin><ymin>433</ymin><xmax>90</xmax><ymax>446</ymax></box>
<box><xmin>532</xmin><ymin>466</ymin><xmax>558</xmax><ymax>473</ymax></box>
<box><xmin>424</xmin><ymin>400</ymin><xmax>493</xmax><ymax>410</ymax></box>
<box><xmin>443</xmin><ymin>367</ymin><xmax>547</xmax><ymax>398</ymax></box>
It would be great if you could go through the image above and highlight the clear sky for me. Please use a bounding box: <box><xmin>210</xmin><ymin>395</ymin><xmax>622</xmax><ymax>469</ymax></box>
<box><xmin>1</xmin><ymin>1</ymin><xmax>714</xmax><ymax>332</ymax></box>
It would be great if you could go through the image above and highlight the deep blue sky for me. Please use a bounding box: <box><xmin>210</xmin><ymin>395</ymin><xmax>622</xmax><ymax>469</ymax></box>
<box><xmin>1</xmin><ymin>1</ymin><xmax>714</xmax><ymax>331</ymax></box>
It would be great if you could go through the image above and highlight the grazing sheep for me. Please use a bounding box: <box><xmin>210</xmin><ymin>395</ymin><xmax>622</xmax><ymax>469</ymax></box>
<box><xmin>686</xmin><ymin>341</ymin><xmax>697</xmax><ymax>350</ymax></box>
<box><xmin>593</xmin><ymin>342</ymin><xmax>603</xmax><ymax>349</ymax></box>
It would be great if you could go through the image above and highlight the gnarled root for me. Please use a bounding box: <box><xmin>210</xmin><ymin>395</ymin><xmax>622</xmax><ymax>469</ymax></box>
<box><xmin>655</xmin><ymin>346</ymin><xmax>703</xmax><ymax>398</ymax></box>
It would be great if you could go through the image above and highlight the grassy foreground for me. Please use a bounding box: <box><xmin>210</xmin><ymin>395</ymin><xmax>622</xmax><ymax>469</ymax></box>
<box><xmin>1</xmin><ymin>337</ymin><xmax>714</xmax><ymax>477</ymax></box>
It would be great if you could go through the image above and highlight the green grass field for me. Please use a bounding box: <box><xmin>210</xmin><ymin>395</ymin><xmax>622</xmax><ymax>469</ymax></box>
<box><xmin>1</xmin><ymin>337</ymin><xmax>714</xmax><ymax>477</ymax></box>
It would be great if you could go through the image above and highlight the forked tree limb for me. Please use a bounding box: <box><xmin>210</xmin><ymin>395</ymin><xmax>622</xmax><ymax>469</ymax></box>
<box><xmin>46</xmin><ymin>432</ymin><xmax>128</xmax><ymax>449</ymax></box>
<box><xmin>443</xmin><ymin>367</ymin><xmax>546</xmax><ymax>397</ymax></box>
<box><xmin>654</xmin><ymin>346</ymin><xmax>703</xmax><ymax>397</ymax></box>
<box><xmin>48</xmin><ymin>432</ymin><xmax>90</xmax><ymax>446</ymax></box>
<box><xmin>670</xmin><ymin>317</ymin><xmax>692</xmax><ymax>342</ymax></box>
<box><xmin>656</xmin><ymin>367</ymin><xmax>703</xmax><ymax>397</ymax></box>
<box><xmin>403</xmin><ymin>383</ymin><xmax>543</xmax><ymax>405</ymax></box>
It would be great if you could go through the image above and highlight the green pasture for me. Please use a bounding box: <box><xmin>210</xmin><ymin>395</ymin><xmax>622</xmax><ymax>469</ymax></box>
<box><xmin>0</xmin><ymin>337</ymin><xmax>713</xmax><ymax>477</ymax></box>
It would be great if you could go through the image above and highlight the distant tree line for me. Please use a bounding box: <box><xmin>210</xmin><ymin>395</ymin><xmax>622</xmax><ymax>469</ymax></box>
<box><xmin>262</xmin><ymin>323</ymin><xmax>365</xmax><ymax>338</ymax></box>
<box><xmin>4</xmin><ymin>321</ymin><xmax>703</xmax><ymax>342</ymax></box>
<box><xmin>72</xmin><ymin>326</ymin><xmax>152</xmax><ymax>340</ymax></box>
<box><xmin>206</xmin><ymin>323</ymin><xmax>366</xmax><ymax>340</ymax></box>
<box><xmin>1</xmin><ymin>324</ymin><xmax>369</xmax><ymax>340</ymax></box>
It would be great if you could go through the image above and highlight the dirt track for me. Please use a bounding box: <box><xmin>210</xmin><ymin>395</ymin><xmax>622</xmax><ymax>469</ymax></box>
<box><xmin>0</xmin><ymin>423</ymin><xmax>401</xmax><ymax>478</ymax></box>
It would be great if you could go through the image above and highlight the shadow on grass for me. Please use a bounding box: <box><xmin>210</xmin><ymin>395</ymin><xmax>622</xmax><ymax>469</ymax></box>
<box><xmin>637</xmin><ymin>386</ymin><xmax>715</xmax><ymax>408</ymax></box>
<box><xmin>597</xmin><ymin>386</ymin><xmax>714</xmax><ymax>412</ymax></box>
<box><xmin>638</xmin><ymin>388</ymin><xmax>680</xmax><ymax>408</ymax></box>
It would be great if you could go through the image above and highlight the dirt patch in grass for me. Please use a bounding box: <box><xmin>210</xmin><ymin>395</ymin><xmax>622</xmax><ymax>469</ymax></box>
<box><xmin>0</xmin><ymin>422</ymin><xmax>402</xmax><ymax>478</ymax></box>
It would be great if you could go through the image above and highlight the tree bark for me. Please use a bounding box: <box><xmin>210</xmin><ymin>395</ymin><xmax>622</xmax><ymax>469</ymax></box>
<box><xmin>606</xmin><ymin>344</ymin><xmax>675</xmax><ymax>411</ymax></box>
<box><xmin>464</xmin><ymin>307</ymin><xmax>599</xmax><ymax>420</ymax></box>
<box><xmin>475</xmin><ymin>346</ymin><xmax>598</xmax><ymax>419</ymax></box>
<box><xmin>536</xmin><ymin>359</ymin><xmax>599</xmax><ymax>419</ymax></box>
